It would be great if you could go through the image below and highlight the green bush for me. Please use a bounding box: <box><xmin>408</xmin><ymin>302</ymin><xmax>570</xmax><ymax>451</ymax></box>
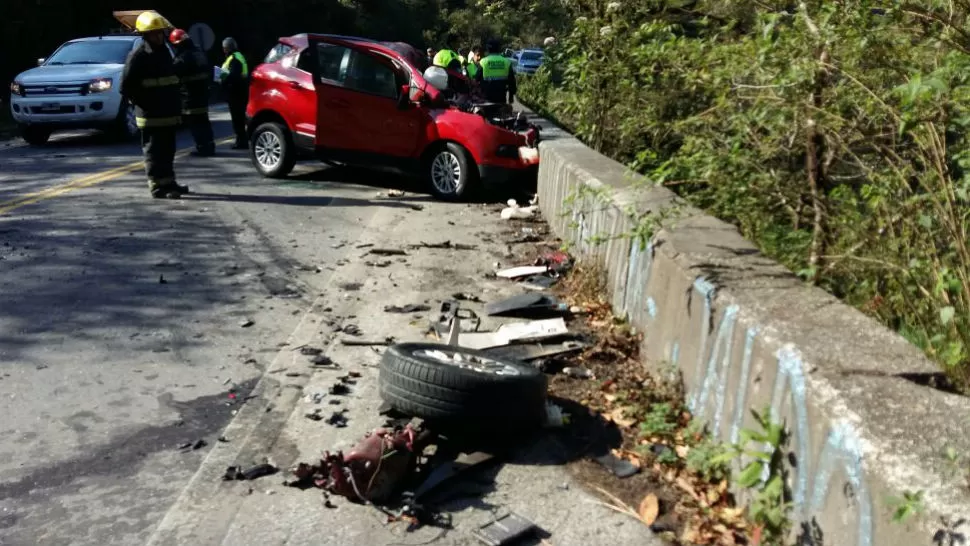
<box><xmin>520</xmin><ymin>0</ymin><xmax>970</xmax><ymax>389</ymax></box>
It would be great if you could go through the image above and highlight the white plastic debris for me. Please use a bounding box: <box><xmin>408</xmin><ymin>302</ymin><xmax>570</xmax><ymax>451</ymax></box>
<box><xmin>544</xmin><ymin>402</ymin><xmax>566</xmax><ymax>427</ymax></box>
<box><xmin>501</xmin><ymin>199</ymin><xmax>538</xmax><ymax>220</ymax></box>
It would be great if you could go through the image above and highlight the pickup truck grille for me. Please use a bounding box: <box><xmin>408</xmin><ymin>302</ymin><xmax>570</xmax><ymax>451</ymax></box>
<box><xmin>23</xmin><ymin>83</ymin><xmax>87</xmax><ymax>97</ymax></box>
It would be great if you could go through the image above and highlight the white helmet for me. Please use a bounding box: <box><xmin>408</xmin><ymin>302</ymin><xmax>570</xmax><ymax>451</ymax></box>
<box><xmin>423</xmin><ymin>66</ymin><xmax>449</xmax><ymax>92</ymax></box>
<box><xmin>543</xmin><ymin>36</ymin><xmax>556</xmax><ymax>47</ymax></box>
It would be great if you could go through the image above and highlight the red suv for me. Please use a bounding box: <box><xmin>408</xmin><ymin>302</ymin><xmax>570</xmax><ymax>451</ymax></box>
<box><xmin>245</xmin><ymin>34</ymin><xmax>540</xmax><ymax>200</ymax></box>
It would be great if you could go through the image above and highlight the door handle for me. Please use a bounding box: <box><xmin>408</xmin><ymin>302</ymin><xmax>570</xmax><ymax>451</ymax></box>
<box><xmin>327</xmin><ymin>99</ymin><xmax>350</xmax><ymax>108</ymax></box>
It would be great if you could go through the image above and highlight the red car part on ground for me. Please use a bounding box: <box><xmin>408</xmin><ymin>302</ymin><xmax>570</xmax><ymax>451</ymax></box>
<box><xmin>244</xmin><ymin>33</ymin><xmax>539</xmax><ymax>200</ymax></box>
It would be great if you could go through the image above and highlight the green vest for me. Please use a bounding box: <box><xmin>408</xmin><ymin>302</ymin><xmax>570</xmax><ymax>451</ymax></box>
<box><xmin>221</xmin><ymin>51</ymin><xmax>249</xmax><ymax>78</ymax></box>
<box><xmin>433</xmin><ymin>49</ymin><xmax>457</xmax><ymax>68</ymax></box>
<box><xmin>480</xmin><ymin>55</ymin><xmax>511</xmax><ymax>81</ymax></box>
<box><xmin>465</xmin><ymin>62</ymin><xmax>479</xmax><ymax>79</ymax></box>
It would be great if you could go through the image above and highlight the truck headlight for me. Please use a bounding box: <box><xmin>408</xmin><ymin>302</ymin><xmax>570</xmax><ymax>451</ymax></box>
<box><xmin>87</xmin><ymin>78</ymin><xmax>113</xmax><ymax>94</ymax></box>
<box><xmin>9</xmin><ymin>81</ymin><xmax>24</xmax><ymax>97</ymax></box>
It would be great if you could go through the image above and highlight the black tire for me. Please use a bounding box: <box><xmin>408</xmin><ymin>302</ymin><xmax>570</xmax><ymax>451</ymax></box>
<box><xmin>20</xmin><ymin>125</ymin><xmax>51</xmax><ymax>146</ymax></box>
<box><xmin>379</xmin><ymin>343</ymin><xmax>548</xmax><ymax>429</ymax></box>
<box><xmin>250</xmin><ymin>122</ymin><xmax>296</xmax><ymax>178</ymax></box>
<box><xmin>109</xmin><ymin>99</ymin><xmax>139</xmax><ymax>141</ymax></box>
<box><xmin>427</xmin><ymin>142</ymin><xmax>476</xmax><ymax>201</ymax></box>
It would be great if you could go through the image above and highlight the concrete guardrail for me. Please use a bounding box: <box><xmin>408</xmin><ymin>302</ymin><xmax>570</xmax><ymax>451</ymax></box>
<box><xmin>532</xmin><ymin>114</ymin><xmax>970</xmax><ymax>545</ymax></box>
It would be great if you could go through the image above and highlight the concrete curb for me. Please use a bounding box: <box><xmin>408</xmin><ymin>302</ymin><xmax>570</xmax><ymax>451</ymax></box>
<box><xmin>531</xmin><ymin>112</ymin><xmax>970</xmax><ymax>545</ymax></box>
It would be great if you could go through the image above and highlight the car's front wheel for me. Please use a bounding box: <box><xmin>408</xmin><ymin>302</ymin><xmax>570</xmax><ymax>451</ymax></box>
<box><xmin>110</xmin><ymin>100</ymin><xmax>139</xmax><ymax>141</ymax></box>
<box><xmin>427</xmin><ymin>142</ymin><xmax>476</xmax><ymax>201</ymax></box>
<box><xmin>250</xmin><ymin>122</ymin><xmax>296</xmax><ymax>179</ymax></box>
<box><xmin>19</xmin><ymin>125</ymin><xmax>51</xmax><ymax>146</ymax></box>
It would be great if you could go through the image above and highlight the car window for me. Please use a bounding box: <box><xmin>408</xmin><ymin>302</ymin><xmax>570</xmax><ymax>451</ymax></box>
<box><xmin>46</xmin><ymin>40</ymin><xmax>133</xmax><ymax>65</ymax></box>
<box><xmin>264</xmin><ymin>43</ymin><xmax>293</xmax><ymax>64</ymax></box>
<box><xmin>344</xmin><ymin>51</ymin><xmax>402</xmax><ymax>99</ymax></box>
<box><xmin>520</xmin><ymin>52</ymin><xmax>543</xmax><ymax>62</ymax></box>
<box><xmin>316</xmin><ymin>43</ymin><xmax>351</xmax><ymax>84</ymax></box>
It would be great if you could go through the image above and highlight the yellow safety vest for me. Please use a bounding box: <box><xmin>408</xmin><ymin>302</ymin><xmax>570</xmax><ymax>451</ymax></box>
<box><xmin>221</xmin><ymin>51</ymin><xmax>249</xmax><ymax>78</ymax></box>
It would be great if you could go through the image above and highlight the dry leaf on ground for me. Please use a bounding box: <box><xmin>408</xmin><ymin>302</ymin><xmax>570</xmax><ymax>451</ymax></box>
<box><xmin>638</xmin><ymin>493</ymin><xmax>660</xmax><ymax>526</ymax></box>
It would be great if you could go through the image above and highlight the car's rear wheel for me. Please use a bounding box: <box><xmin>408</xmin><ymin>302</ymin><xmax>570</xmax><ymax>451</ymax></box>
<box><xmin>250</xmin><ymin>122</ymin><xmax>296</xmax><ymax>178</ymax></box>
<box><xmin>427</xmin><ymin>142</ymin><xmax>476</xmax><ymax>201</ymax></box>
<box><xmin>20</xmin><ymin>125</ymin><xmax>51</xmax><ymax>146</ymax></box>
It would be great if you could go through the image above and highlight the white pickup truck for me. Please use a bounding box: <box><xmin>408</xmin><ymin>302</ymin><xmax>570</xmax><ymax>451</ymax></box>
<box><xmin>8</xmin><ymin>35</ymin><xmax>143</xmax><ymax>145</ymax></box>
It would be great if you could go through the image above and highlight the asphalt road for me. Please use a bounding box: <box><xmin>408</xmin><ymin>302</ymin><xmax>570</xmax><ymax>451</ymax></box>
<box><xmin>0</xmin><ymin>112</ymin><xmax>430</xmax><ymax>545</ymax></box>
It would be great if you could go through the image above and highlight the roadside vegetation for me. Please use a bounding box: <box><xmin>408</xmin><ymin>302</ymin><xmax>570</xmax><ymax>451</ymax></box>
<box><xmin>518</xmin><ymin>1</ymin><xmax>970</xmax><ymax>390</ymax></box>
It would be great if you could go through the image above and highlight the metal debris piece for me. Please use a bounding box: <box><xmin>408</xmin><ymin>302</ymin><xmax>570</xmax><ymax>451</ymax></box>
<box><xmin>329</xmin><ymin>383</ymin><xmax>351</xmax><ymax>395</ymax></box>
<box><xmin>311</xmin><ymin>355</ymin><xmax>337</xmax><ymax>367</ymax></box>
<box><xmin>224</xmin><ymin>463</ymin><xmax>279</xmax><ymax>481</ymax></box>
<box><xmin>563</xmin><ymin>366</ymin><xmax>594</xmax><ymax>379</ymax></box>
<box><xmin>341</xmin><ymin>337</ymin><xmax>394</xmax><ymax>346</ymax></box>
<box><xmin>385</xmin><ymin>304</ymin><xmax>431</xmax><ymax>313</ymax></box>
<box><xmin>472</xmin><ymin>512</ymin><xmax>539</xmax><ymax>546</ymax></box>
<box><xmin>300</xmin><ymin>346</ymin><xmax>323</xmax><ymax>356</ymax></box>
<box><xmin>239</xmin><ymin>319</ymin><xmax>254</xmax><ymax>328</ymax></box>
<box><xmin>593</xmin><ymin>453</ymin><xmax>639</xmax><ymax>479</ymax></box>
<box><xmin>407</xmin><ymin>241</ymin><xmax>477</xmax><ymax>251</ymax></box>
<box><xmin>368</xmin><ymin>248</ymin><xmax>408</xmax><ymax>256</ymax></box>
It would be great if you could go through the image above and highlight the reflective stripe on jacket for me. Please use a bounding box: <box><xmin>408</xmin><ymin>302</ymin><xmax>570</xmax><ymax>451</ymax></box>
<box><xmin>121</xmin><ymin>41</ymin><xmax>181</xmax><ymax>128</ymax></box>
<box><xmin>221</xmin><ymin>51</ymin><xmax>249</xmax><ymax>78</ymax></box>
<box><xmin>174</xmin><ymin>43</ymin><xmax>211</xmax><ymax>115</ymax></box>
<box><xmin>480</xmin><ymin>55</ymin><xmax>512</xmax><ymax>80</ymax></box>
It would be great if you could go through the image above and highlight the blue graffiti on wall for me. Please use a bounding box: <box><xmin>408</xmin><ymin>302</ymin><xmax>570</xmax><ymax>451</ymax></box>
<box><xmin>617</xmin><ymin>235</ymin><xmax>874</xmax><ymax>545</ymax></box>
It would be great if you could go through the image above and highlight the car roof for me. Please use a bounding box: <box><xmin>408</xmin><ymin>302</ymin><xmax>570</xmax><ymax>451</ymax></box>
<box><xmin>72</xmin><ymin>35</ymin><xmax>139</xmax><ymax>42</ymax></box>
<box><xmin>520</xmin><ymin>48</ymin><xmax>543</xmax><ymax>54</ymax></box>
<box><xmin>283</xmin><ymin>33</ymin><xmax>428</xmax><ymax>71</ymax></box>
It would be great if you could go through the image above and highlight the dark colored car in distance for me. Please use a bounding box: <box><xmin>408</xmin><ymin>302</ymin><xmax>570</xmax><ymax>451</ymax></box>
<box><xmin>245</xmin><ymin>34</ymin><xmax>539</xmax><ymax>200</ymax></box>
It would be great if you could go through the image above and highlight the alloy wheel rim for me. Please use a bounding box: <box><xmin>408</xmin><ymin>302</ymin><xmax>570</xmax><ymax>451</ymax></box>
<box><xmin>414</xmin><ymin>348</ymin><xmax>521</xmax><ymax>376</ymax></box>
<box><xmin>431</xmin><ymin>151</ymin><xmax>461</xmax><ymax>195</ymax></box>
<box><xmin>254</xmin><ymin>131</ymin><xmax>282</xmax><ymax>170</ymax></box>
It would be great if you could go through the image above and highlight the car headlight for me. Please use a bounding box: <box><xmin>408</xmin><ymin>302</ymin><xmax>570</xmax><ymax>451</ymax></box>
<box><xmin>9</xmin><ymin>81</ymin><xmax>24</xmax><ymax>97</ymax></box>
<box><xmin>87</xmin><ymin>78</ymin><xmax>113</xmax><ymax>93</ymax></box>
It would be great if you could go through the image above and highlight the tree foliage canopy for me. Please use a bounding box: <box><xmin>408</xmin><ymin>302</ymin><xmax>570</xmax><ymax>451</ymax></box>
<box><xmin>520</xmin><ymin>0</ymin><xmax>970</xmax><ymax>388</ymax></box>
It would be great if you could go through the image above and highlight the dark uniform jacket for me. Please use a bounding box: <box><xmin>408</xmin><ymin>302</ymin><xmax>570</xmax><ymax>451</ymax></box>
<box><xmin>474</xmin><ymin>55</ymin><xmax>517</xmax><ymax>104</ymax></box>
<box><xmin>172</xmin><ymin>42</ymin><xmax>211</xmax><ymax>115</ymax></box>
<box><xmin>221</xmin><ymin>53</ymin><xmax>249</xmax><ymax>101</ymax></box>
<box><xmin>120</xmin><ymin>41</ymin><xmax>181</xmax><ymax>128</ymax></box>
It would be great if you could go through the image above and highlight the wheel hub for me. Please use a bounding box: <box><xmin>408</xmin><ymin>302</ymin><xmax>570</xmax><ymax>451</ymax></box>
<box><xmin>254</xmin><ymin>131</ymin><xmax>282</xmax><ymax>170</ymax></box>
<box><xmin>414</xmin><ymin>348</ymin><xmax>521</xmax><ymax>376</ymax></box>
<box><xmin>430</xmin><ymin>151</ymin><xmax>461</xmax><ymax>195</ymax></box>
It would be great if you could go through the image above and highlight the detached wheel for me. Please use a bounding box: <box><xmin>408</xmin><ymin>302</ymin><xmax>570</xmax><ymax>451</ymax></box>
<box><xmin>250</xmin><ymin>122</ymin><xmax>295</xmax><ymax>178</ymax></box>
<box><xmin>110</xmin><ymin>100</ymin><xmax>138</xmax><ymax>141</ymax></box>
<box><xmin>379</xmin><ymin>342</ymin><xmax>548</xmax><ymax>430</ymax></box>
<box><xmin>427</xmin><ymin>142</ymin><xmax>476</xmax><ymax>201</ymax></box>
<box><xmin>20</xmin><ymin>125</ymin><xmax>51</xmax><ymax>146</ymax></box>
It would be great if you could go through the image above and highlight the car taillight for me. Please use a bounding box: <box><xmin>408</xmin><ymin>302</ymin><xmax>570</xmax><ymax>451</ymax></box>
<box><xmin>9</xmin><ymin>81</ymin><xmax>24</xmax><ymax>97</ymax></box>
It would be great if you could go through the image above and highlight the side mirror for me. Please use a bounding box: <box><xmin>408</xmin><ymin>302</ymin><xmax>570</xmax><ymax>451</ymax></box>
<box><xmin>396</xmin><ymin>84</ymin><xmax>411</xmax><ymax>110</ymax></box>
<box><xmin>37</xmin><ymin>58</ymin><xmax>46</xmax><ymax>66</ymax></box>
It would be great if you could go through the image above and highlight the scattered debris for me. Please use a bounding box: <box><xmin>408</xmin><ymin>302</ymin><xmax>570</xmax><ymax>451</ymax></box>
<box><xmin>218</xmin><ymin>436</ymin><xmax>229</xmax><ymax>443</ymax></box>
<box><xmin>348</xmin><ymin>371</ymin><xmax>362</xmax><ymax>378</ymax></box>
<box><xmin>500</xmin><ymin>199</ymin><xmax>538</xmax><ymax>220</ymax></box>
<box><xmin>562</xmin><ymin>366</ymin><xmax>594</xmax><ymax>379</ymax></box>
<box><xmin>456</xmin><ymin>317</ymin><xmax>570</xmax><ymax>350</ymax></box>
<box><xmin>368</xmin><ymin>248</ymin><xmax>408</xmax><ymax>256</ymax></box>
<box><xmin>383</xmin><ymin>189</ymin><xmax>406</xmax><ymax>198</ymax></box>
<box><xmin>341</xmin><ymin>337</ymin><xmax>395</xmax><ymax>347</ymax></box>
<box><xmin>285</xmin><ymin>371</ymin><xmax>305</xmax><ymax>378</ymax></box>
<box><xmin>452</xmin><ymin>292</ymin><xmax>483</xmax><ymax>303</ymax></box>
<box><xmin>179</xmin><ymin>439</ymin><xmax>207</xmax><ymax>451</ymax></box>
<box><xmin>407</xmin><ymin>241</ymin><xmax>477</xmax><ymax>251</ymax></box>
<box><xmin>341</xmin><ymin>324</ymin><xmax>362</xmax><ymax>336</ymax></box>
<box><xmin>356</xmin><ymin>243</ymin><xmax>374</xmax><ymax>249</ymax></box>
<box><xmin>412</xmin><ymin>451</ymin><xmax>495</xmax><ymax>500</ymax></box>
<box><xmin>224</xmin><ymin>463</ymin><xmax>278</xmax><ymax>481</ymax></box>
<box><xmin>305</xmin><ymin>409</ymin><xmax>325</xmax><ymax>421</ymax></box>
<box><xmin>239</xmin><ymin>319</ymin><xmax>254</xmax><ymax>328</ymax></box>
<box><xmin>485</xmin><ymin>293</ymin><xmax>569</xmax><ymax>319</ymax></box>
<box><xmin>593</xmin><ymin>452</ymin><xmax>640</xmax><ymax>479</ymax></box>
<box><xmin>326</xmin><ymin>409</ymin><xmax>349</xmax><ymax>427</ymax></box>
<box><xmin>339</xmin><ymin>282</ymin><xmax>363</xmax><ymax>291</ymax></box>
<box><xmin>310</xmin><ymin>355</ymin><xmax>337</xmax><ymax>367</ymax></box>
<box><xmin>385</xmin><ymin>304</ymin><xmax>431</xmax><ymax>313</ymax></box>
<box><xmin>329</xmin><ymin>383</ymin><xmax>351</xmax><ymax>395</ymax></box>
<box><xmin>299</xmin><ymin>346</ymin><xmax>323</xmax><ymax>356</ymax></box>
<box><xmin>158</xmin><ymin>274</ymin><xmax>167</xmax><ymax>284</ymax></box>
<box><xmin>496</xmin><ymin>265</ymin><xmax>549</xmax><ymax>279</ymax></box>
<box><xmin>483</xmin><ymin>340</ymin><xmax>589</xmax><ymax>362</ymax></box>
<box><xmin>519</xmin><ymin>275</ymin><xmax>557</xmax><ymax>291</ymax></box>
<box><xmin>473</xmin><ymin>512</ymin><xmax>540</xmax><ymax>545</ymax></box>
<box><xmin>364</xmin><ymin>260</ymin><xmax>393</xmax><ymax>267</ymax></box>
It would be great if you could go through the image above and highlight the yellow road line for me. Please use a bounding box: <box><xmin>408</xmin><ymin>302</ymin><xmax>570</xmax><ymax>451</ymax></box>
<box><xmin>0</xmin><ymin>137</ymin><xmax>236</xmax><ymax>215</ymax></box>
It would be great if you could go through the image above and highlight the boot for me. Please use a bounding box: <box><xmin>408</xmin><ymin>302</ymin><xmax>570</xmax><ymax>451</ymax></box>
<box><xmin>151</xmin><ymin>189</ymin><xmax>181</xmax><ymax>199</ymax></box>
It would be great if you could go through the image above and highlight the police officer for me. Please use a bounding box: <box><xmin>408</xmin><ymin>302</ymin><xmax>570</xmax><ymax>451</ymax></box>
<box><xmin>432</xmin><ymin>44</ymin><xmax>462</xmax><ymax>72</ymax></box>
<box><xmin>220</xmin><ymin>37</ymin><xmax>249</xmax><ymax>149</ymax></box>
<box><xmin>464</xmin><ymin>45</ymin><xmax>483</xmax><ymax>80</ymax></box>
<box><xmin>475</xmin><ymin>39</ymin><xmax>516</xmax><ymax>104</ymax></box>
<box><xmin>121</xmin><ymin>11</ymin><xmax>187</xmax><ymax>199</ymax></box>
<box><xmin>170</xmin><ymin>29</ymin><xmax>215</xmax><ymax>156</ymax></box>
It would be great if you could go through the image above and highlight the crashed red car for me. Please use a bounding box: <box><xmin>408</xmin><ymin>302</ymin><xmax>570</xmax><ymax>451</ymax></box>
<box><xmin>245</xmin><ymin>34</ymin><xmax>540</xmax><ymax>200</ymax></box>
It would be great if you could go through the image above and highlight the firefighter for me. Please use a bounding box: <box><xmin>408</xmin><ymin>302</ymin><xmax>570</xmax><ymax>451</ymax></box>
<box><xmin>170</xmin><ymin>29</ymin><xmax>215</xmax><ymax>156</ymax></box>
<box><xmin>121</xmin><ymin>11</ymin><xmax>187</xmax><ymax>199</ymax></box>
<box><xmin>219</xmin><ymin>37</ymin><xmax>249</xmax><ymax>149</ymax></box>
<box><xmin>475</xmin><ymin>39</ymin><xmax>516</xmax><ymax>104</ymax></box>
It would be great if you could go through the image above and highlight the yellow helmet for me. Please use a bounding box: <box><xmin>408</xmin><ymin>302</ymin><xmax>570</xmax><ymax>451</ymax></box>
<box><xmin>135</xmin><ymin>11</ymin><xmax>172</xmax><ymax>33</ymax></box>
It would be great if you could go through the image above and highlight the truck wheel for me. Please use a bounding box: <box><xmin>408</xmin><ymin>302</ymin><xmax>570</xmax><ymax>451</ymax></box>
<box><xmin>110</xmin><ymin>100</ymin><xmax>139</xmax><ymax>141</ymax></box>
<box><xmin>250</xmin><ymin>122</ymin><xmax>296</xmax><ymax>178</ymax></box>
<box><xmin>379</xmin><ymin>342</ymin><xmax>548</xmax><ymax>430</ymax></box>
<box><xmin>20</xmin><ymin>126</ymin><xmax>51</xmax><ymax>146</ymax></box>
<box><xmin>427</xmin><ymin>143</ymin><xmax>476</xmax><ymax>201</ymax></box>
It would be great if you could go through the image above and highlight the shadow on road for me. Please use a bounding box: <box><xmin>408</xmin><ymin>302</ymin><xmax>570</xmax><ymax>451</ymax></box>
<box><xmin>183</xmin><ymin>191</ymin><xmax>429</xmax><ymax>210</ymax></box>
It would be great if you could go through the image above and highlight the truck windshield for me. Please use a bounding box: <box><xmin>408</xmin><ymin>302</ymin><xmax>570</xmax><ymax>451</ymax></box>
<box><xmin>46</xmin><ymin>41</ymin><xmax>133</xmax><ymax>65</ymax></box>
